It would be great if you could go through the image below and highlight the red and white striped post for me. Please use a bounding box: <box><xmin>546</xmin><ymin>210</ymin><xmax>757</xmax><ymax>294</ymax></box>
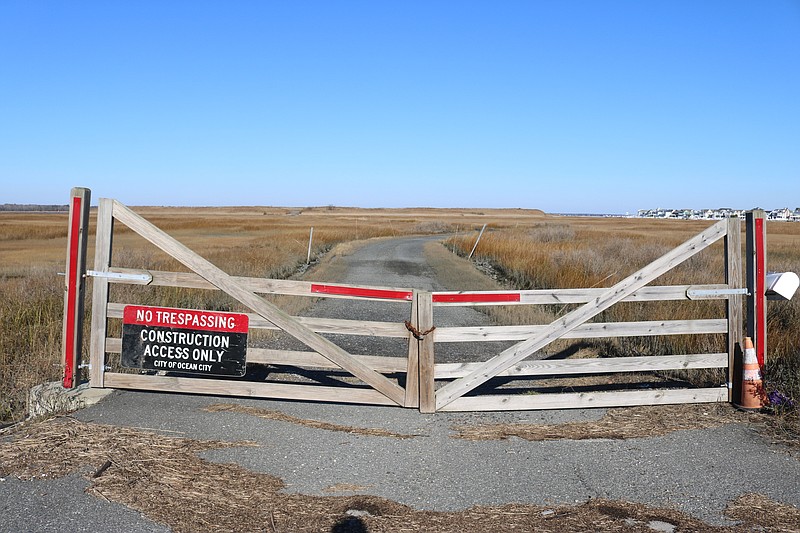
<box><xmin>746</xmin><ymin>209</ymin><xmax>767</xmax><ymax>367</ymax></box>
<box><xmin>62</xmin><ymin>187</ymin><xmax>91</xmax><ymax>389</ymax></box>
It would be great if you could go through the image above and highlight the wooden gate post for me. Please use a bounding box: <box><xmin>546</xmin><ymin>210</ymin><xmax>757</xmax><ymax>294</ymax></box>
<box><xmin>404</xmin><ymin>291</ymin><xmax>421</xmax><ymax>408</ymax></box>
<box><xmin>417</xmin><ymin>291</ymin><xmax>436</xmax><ymax>413</ymax></box>
<box><xmin>62</xmin><ymin>187</ymin><xmax>91</xmax><ymax>389</ymax></box>
<box><xmin>746</xmin><ymin>210</ymin><xmax>767</xmax><ymax>367</ymax></box>
<box><xmin>89</xmin><ymin>198</ymin><xmax>115</xmax><ymax>387</ymax></box>
<box><xmin>725</xmin><ymin>216</ymin><xmax>743</xmax><ymax>402</ymax></box>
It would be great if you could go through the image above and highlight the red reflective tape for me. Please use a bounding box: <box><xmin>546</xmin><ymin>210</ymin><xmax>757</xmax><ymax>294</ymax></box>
<box><xmin>432</xmin><ymin>292</ymin><xmax>521</xmax><ymax>303</ymax></box>
<box><xmin>755</xmin><ymin>218</ymin><xmax>766</xmax><ymax>367</ymax></box>
<box><xmin>310</xmin><ymin>284</ymin><xmax>413</xmax><ymax>300</ymax></box>
<box><xmin>123</xmin><ymin>305</ymin><xmax>250</xmax><ymax>333</ymax></box>
<box><xmin>63</xmin><ymin>196</ymin><xmax>82</xmax><ymax>388</ymax></box>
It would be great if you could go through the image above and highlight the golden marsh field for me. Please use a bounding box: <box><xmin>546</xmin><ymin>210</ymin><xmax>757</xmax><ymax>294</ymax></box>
<box><xmin>1</xmin><ymin>206</ymin><xmax>798</xmax><ymax>427</ymax></box>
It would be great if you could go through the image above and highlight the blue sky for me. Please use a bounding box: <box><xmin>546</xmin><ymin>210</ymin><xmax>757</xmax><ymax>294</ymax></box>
<box><xmin>1</xmin><ymin>1</ymin><xmax>798</xmax><ymax>213</ymax></box>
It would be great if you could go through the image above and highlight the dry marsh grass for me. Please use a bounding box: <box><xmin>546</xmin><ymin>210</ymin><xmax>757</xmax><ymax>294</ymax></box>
<box><xmin>0</xmin><ymin>267</ymin><xmax>66</xmax><ymax>422</ymax></box>
<box><xmin>446</xmin><ymin>216</ymin><xmax>800</xmax><ymax>424</ymax></box>
<box><xmin>0</xmin><ymin>212</ymin><xmax>69</xmax><ymax>242</ymax></box>
<box><xmin>447</xmin><ymin>220</ymin><xmax>729</xmax><ymax>369</ymax></box>
<box><xmin>2</xmin><ymin>206</ymin><xmax>799</xmax><ymax>427</ymax></box>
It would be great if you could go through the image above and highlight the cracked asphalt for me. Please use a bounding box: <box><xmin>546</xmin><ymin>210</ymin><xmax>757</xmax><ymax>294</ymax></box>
<box><xmin>3</xmin><ymin>235</ymin><xmax>799</xmax><ymax>531</ymax></box>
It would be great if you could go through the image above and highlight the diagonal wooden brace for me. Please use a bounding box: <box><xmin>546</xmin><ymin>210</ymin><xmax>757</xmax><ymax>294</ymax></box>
<box><xmin>435</xmin><ymin>219</ymin><xmax>729</xmax><ymax>410</ymax></box>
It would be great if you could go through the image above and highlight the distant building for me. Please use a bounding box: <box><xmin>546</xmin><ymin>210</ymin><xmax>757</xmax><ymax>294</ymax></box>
<box><xmin>769</xmin><ymin>208</ymin><xmax>792</xmax><ymax>221</ymax></box>
<box><xmin>636</xmin><ymin>207</ymin><xmax>789</xmax><ymax>221</ymax></box>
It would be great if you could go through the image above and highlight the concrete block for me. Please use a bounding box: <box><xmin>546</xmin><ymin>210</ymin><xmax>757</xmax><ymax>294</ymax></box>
<box><xmin>27</xmin><ymin>382</ymin><xmax>114</xmax><ymax>419</ymax></box>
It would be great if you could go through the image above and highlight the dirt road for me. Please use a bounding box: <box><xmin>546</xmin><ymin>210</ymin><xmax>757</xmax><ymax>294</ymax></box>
<box><xmin>2</xmin><ymin>236</ymin><xmax>799</xmax><ymax>531</ymax></box>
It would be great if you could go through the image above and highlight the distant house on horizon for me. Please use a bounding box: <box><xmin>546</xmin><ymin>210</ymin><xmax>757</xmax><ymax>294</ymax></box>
<box><xmin>769</xmin><ymin>208</ymin><xmax>792</xmax><ymax>221</ymax></box>
<box><xmin>636</xmin><ymin>207</ymin><xmax>791</xmax><ymax>221</ymax></box>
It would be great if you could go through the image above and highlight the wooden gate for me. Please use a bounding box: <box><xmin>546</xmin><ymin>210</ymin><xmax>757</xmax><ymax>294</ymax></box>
<box><xmin>85</xmin><ymin>198</ymin><xmax>422</xmax><ymax>408</ymax></box>
<box><xmin>417</xmin><ymin>217</ymin><xmax>743</xmax><ymax>412</ymax></box>
<box><xmin>66</xmin><ymin>190</ymin><xmax>750</xmax><ymax>413</ymax></box>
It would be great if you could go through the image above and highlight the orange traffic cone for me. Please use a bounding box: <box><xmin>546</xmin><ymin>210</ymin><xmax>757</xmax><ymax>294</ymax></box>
<box><xmin>737</xmin><ymin>337</ymin><xmax>764</xmax><ymax>410</ymax></box>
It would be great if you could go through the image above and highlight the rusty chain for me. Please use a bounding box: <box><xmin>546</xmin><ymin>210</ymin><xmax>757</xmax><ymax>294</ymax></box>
<box><xmin>404</xmin><ymin>320</ymin><xmax>435</xmax><ymax>340</ymax></box>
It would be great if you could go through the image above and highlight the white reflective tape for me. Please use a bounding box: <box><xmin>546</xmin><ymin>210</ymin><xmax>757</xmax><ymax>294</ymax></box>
<box><xmin>743</xmin><ymin>369</ymin><xmax>762</xmax><ymax>381</ymax></box>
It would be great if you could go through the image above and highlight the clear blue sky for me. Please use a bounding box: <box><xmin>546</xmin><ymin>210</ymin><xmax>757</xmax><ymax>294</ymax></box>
<box><xmin>1</xmin><ymin>1</ymin><xmax>798</xmax><ymax>213</ymax></box>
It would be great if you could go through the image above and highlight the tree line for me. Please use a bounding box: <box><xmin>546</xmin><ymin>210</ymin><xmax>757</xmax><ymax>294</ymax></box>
<box><xmin>0</xmin><ymin>204</ymin><xmax>69</xmax><ymax>212</ymax></box>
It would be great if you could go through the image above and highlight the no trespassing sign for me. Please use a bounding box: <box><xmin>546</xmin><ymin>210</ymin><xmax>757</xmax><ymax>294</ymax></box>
<box><xmin>121</xmin><ymin>305</ymin><xmax>249</xmax><ymax>377</ymax></box>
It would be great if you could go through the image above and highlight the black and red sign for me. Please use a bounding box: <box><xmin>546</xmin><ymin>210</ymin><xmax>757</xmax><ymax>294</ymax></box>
<box><xmin>121</xmin><ymin>305</ymin><xmax>249</xmax><ymax>376</ymax></box>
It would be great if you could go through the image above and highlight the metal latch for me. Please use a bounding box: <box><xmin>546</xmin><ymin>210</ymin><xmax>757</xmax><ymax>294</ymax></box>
<box><xmin>86</xmin><ymin>270</ymin><xmax>153</xmax><ymax>284</ymax></box>
<box><xmin>686</xmin><ymin>287</ymin><xmax>749</xmax><ymax>300</ymax></box>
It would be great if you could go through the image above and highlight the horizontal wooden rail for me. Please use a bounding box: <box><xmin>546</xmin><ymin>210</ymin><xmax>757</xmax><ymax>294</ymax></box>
<box><xmin>104</xmin><ymin>338</ymin><xmax>408</xmax><ymax>373</ymax></box>
<box><xmin>109</xmin><ymin>303</ymin><xmax>726</xmax><ymax>341</ymax></box>
<box><xmin>247</xmin><ymin>348</ymin><xmax>407</xmax><ymax>372</ymax></box>
<box><xmin>435</xmin><ymin>319</ymin><xmax>727</xmax><ymax>342</ymax></box>
<box><xmin>434</xmin><ymin>353</ymin><xmax>727</xmax><ymax>379</ymax></box>
<box><xmin>105</xmin><ymin>339</ymin><xmax>723</xmax><ymax>378</ymax></box>
<box><xmin>103</xmin><ymin>267</ymin><xmax>734</xmax><ymax>305</ymax></box>
<box><xmin>106</xmin><ymin>303</ymin><xmax>409</xmax><ymax>338</ymax></box>
<box><xmin>105</xmin><ymin>267</ymin><xmax>415</xmax><ymax>302</ymax></box>
<box><xmin>103</xmin><ymin>373</ymin><xmax>398</xmax><ymax>406</ymax></box>
<box><xmin>432</xmin><ymin>284</ymin><xmax>731</xmax><ymax>306</ymax></box>
<box><xmin>438</xmin><ymin>387</ymin><xmax>728</xmax><ymax>411</ymax></box>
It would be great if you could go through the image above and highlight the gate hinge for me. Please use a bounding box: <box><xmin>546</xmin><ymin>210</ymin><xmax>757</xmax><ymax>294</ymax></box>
<box><xmin>78</xmin><ymin>364</ymin><xmax>111</xmax><ymax>370</ymax></box>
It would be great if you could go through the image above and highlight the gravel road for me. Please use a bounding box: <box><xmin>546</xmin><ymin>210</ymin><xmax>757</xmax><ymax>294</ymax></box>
<box><xmin>3</xmin><ymin>235</ymin><xmax>799</xmax><ymax>531</ymax></box>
